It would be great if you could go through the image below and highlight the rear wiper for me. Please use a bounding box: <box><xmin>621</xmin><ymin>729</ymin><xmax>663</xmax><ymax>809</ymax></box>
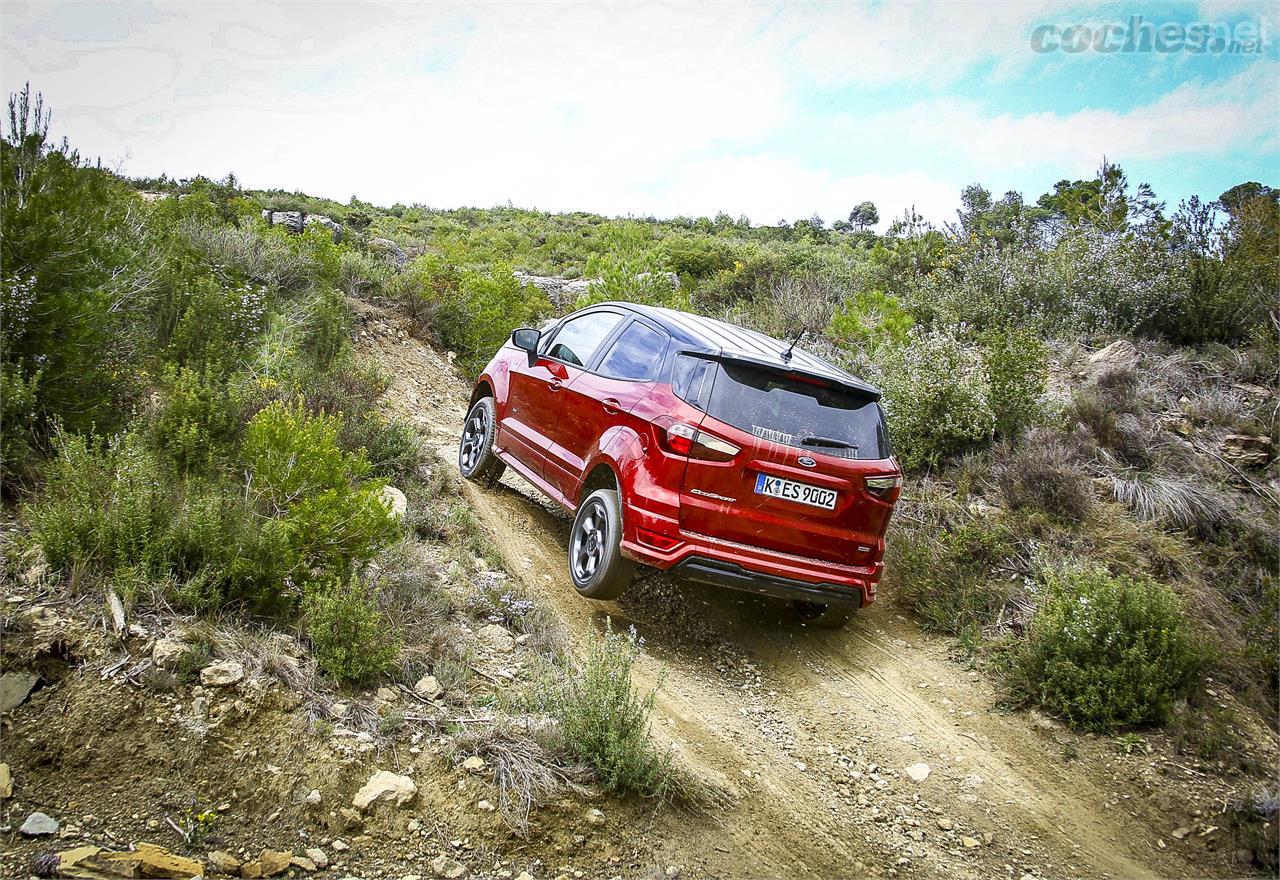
<box><xmin>801</xmin><ymin>435</ymin><xmax>857</xmax><ymax>450</ymax></box>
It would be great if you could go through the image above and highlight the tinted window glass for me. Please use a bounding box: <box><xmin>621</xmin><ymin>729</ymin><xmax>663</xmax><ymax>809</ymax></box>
<box><xmin>546</xmin><ymin>312</ymin><xmax>623</xmax><ymax>367</ymax></box>
<box><xmin>705</xmin><ymin>361</ymin><xmax>888</xmax><ymax>459</ymax></box>
<box><xmin>598</xmin><ymin>322</ymin><xmax>667</xmax><ymax>380</ymax></box>
<box><xmin>671</xmin><ymin>354</ymin><xmax>712</xmax><ymax>407</ymax></box>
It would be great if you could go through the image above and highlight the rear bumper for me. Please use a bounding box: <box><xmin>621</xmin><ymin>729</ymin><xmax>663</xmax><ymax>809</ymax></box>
<box><xmin>620</xmin><ymin>506</ymin><xmax>879</xmax><ymax>607</ymax></box>
<box><xmin>671</xmin><ymin>557</ymin><xmax>866</xmax><ymax>608</ymax></box>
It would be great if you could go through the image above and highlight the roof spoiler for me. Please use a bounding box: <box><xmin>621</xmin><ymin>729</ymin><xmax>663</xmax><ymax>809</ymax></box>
<box><xmin>682</xmin><ymin>349</ymin><xmax>882</xmax><ymax>400</ymax></box>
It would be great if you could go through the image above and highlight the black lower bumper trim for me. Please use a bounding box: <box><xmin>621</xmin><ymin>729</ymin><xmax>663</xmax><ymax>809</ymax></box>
<box><xmin>671</xmin><ymin>557</ymin><xmax>864</xmax><ymax>608</ymax></box>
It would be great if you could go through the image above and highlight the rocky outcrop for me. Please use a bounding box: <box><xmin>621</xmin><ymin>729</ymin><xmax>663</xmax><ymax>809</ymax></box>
<box><xmin>512</xmin><ymin>270</ymin><xmax>679</xmax><ymax>311</ymax></box>
<box><xmin>261</xmin><ymin>210</ymin><xmax>342</xmax><ymax>243</ymax></box>
<box><xmin>370</xmin><ymin>237</ymin><xmax>409</xmax><ymax>267</ymax></box>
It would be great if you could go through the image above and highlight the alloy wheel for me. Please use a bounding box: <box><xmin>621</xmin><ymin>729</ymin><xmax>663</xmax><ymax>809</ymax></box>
<box><xmin>571</xmin><ymin>497</ymin><xmax>607</xmax><ymax>583</ymax></box>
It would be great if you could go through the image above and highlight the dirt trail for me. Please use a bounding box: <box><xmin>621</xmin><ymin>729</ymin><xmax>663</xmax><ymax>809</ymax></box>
<box><xmin>357</xmin><ymin>300</ymin><xmax>1251</xmax><ymax>880</ymax></box>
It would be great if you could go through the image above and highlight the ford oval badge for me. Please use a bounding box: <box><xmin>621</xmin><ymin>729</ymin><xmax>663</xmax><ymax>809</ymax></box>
<box><xmin>798</xmin><ymin>456</ymin><xmax>817</xmax><ymax>467</ymax></box>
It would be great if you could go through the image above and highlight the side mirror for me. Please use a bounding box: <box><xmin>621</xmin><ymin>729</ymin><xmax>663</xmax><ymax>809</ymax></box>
<box><xmin>511</xmin><ymin>328</ymin><xmax>540</xmax><ymax>366</ymax></box>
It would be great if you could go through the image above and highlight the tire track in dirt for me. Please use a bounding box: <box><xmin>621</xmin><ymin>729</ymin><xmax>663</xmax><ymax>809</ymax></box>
<box><xmin>356</xmin><ymin>301</ymin><xmax>1227</xmax><ymax>880</ymax></box>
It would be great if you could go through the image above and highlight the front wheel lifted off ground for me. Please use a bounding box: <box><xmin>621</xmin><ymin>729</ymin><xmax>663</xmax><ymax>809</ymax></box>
<box><xmin>569</xmin><ymin>488</ymin><xmax>635</xmax><ymax>600</ymax></box>
<box><xmin>458</xmin><ymin>397</ymin><xmax>506</xmax><ymax>486</ymax></box>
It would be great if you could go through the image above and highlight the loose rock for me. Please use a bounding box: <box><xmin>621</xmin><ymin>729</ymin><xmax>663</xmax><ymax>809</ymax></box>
<box><xmin>379</xmin><ymin>485</ymin><xmax>409</xmax><ymax>520</ymax></box>
<box><xmin>0</xmin><ymin>671</ymin><xmax>39</xmax><ymax>713</ymax></box>
<box><xmin>199</xmin><ymin>660</ymin><xmax>244</xmax><ymax>687</ymax></box>
<box><xmin>353</xmin><ymin>769</ymin><xmax>417</xmax><ymax>810</ymax></box>
<box><xmin>0</xmin><ymin>762</ymin><xmax>11</xmax><ymax>798</ymax></box>
<box><xmin>585</xmin><ymin>808</ymin><xmax>606</xmax><ymax>826</ymax></box>
<box><xmin>414</xmin><ymin>674</ymin><xmax>442</xmax><ymax>700</ymax></box>
<box><xmin>208</xmin><ymin>851</ymin><xmax>242</xmax><ymax>874</ymax></box>
<box><xmin>306</xmin><ymin>848</ymin><xmax>330</xmax><ymax>869</ymax></box>
<box><xmin>904</xmin><ymin>763</ymin><xmax>931</xmax><ymax>783</ymax></box>
<box><xmin>152</xmin><ymin>638</ymin><xmax>188</xmax><ymax>670</ymax></box>
<box><xmin>20</xmin><ymin>811</ymin><xmax>58</xmax><ymax>836</ymax></box>
<box><xmin>430</xmin><ymin>854</ymin><xmax>469</xmax><ymax>879</ymax></box>
<box><xmin>241</xmin><ymin>849</ymin><xmax>293</xmax><ymax>878</ymax></box>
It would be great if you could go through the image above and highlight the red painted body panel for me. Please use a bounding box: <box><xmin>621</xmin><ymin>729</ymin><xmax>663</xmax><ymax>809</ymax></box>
<box><xmin>472</xmin><ymin>323</ymin><xmax>900</xmax><ymax>607</ymax></box>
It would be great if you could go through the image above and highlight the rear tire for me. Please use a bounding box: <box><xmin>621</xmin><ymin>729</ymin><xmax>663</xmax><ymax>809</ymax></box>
<box><xmin>458</xmin><ymin>397</ymin><xmax>506</xmax><ymax>486</ymax></box>
<box><xmin>568</xmin><ymin>488</ymin><xmax>635</xmax><ymax>600</ymax></box>
<box><xmin>793</xmin><ymin>600</ymin><xmax>854</xmax><ymax>629</ymax></box>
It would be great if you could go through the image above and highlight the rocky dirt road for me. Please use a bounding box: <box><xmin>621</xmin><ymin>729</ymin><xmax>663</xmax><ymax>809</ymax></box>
<box><xmin>358</xmin><ymin>300</ymin><xmax>1260</xmax><ymax>880</ymax></box>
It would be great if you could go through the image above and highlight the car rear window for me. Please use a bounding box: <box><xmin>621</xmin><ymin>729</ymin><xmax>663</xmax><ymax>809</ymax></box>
<box><xmin>702</xmin><ymin>360</ymin><xmax>889</xmax><ymax>459</ymax></box>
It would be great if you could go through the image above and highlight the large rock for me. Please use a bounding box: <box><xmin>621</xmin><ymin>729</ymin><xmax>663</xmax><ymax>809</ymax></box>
<box><xmin>1085</xmin><ymin>339</ymin><xmax>1140</xmax><ymax>375</ymax></box>
<box><xmin>1221</xmin><ymin>434</ymin><xmax>1272</xmax><ymax>469</ymax></box>
<box><xmin>352</xmin><ymin>769</ymin><xmax>417</xmax><ymax>810</ymax></box>
<box><xmin>379</xmin><ymin>485</ymin><xmax>408</xmax><ymax>521</ymax></box>
<box><xmin>304</xmin><ymin>214</ymin><xmax>343</xmax><ymax>243</ymax></box>
<box><xmin>0</xmin><ymin>671</ymin><xmax>38</xmax><ymax>713</ymax></box>
<box><xmin>20</xmin><ymin>811</ymin><xmax>58</xmax><ymax>836</ymax></box>
<box><xmin>199</xmin><ymin>660</ymin><xmax>244</xmax><ymax>688</ymax></box>
<box><xmin>904</xmin><ymin>763</ymin><xmax>931</xmax><ymax>783</ymax></box>
<box><xmin>262</xmin><ymin>210</ymin><xmax>304</xmax><ymax>234</ymax></box>
<box><xmin>370</xmin><ymin>237</ymin><xmax>408</xmax><ymax>267</ymax></box>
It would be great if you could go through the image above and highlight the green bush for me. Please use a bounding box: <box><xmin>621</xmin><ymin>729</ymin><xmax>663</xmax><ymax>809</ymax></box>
<box><xmin>152</xmin><ymin>364</ymin><xmax>237</xmax><ymax>471</ymax></box>
<box><xmin>546</xmin><ymin>622</ymin><xmax>673</xmax><ymax>798</ymax></box>
<box><xmin>305</xmin><ymin>577</ymin><xmax>399</xmax><ymax>683</ymax></box>
<box><xmin>828</xmin><ymin>290</ymin><xmax>913</xmax><ymax>352</ymax></box>
<box><xmin>981</xmin><ymin>328</ymin><xmax>1048</xmax><ymax>438</ymax></box>
<box><xmin>876</xmin><ymin>329</ymin><xmax>996</xmax><ymax>470</ymax></box>
<box><xmin>28</xmin><ymin>431</ymin><xmax>173</xmax><ymax>573</ymax></box>
<box><xmin>242</xmin><ymin>400</ymin><xmax>399</xmax><ymax>579</ymax></box>
<box><xmin>888</xmin><ymin>515</ymin><xmax>1015</xmax><ymax>635</ymax></box>
<box><xmin>1008</xmin><ymin>565</ymin><xmax>1202</xmax><ymax>731</ymax></box>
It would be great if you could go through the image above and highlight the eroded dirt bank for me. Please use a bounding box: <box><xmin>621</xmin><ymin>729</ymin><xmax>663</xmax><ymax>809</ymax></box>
<box><xmin>361</xmin><ymin>299</ymin><xmax>1275</xmax><ymax>880</ymax></box>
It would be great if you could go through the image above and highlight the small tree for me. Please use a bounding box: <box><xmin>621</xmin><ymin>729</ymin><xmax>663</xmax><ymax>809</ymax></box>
<box><xmin>848</xmin><ymin>200</ymin><xmax>880</xmax><ymax>232</ymax></box>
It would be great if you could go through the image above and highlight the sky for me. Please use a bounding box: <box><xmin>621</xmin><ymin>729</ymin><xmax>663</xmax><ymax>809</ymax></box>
<box><xmin>1</xmin><ymin>0</ymin><xmax>1277</xmax><ymax>229</ymax></box>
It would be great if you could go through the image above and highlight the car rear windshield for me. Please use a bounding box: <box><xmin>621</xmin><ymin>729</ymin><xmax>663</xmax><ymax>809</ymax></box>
<box><xmin>701</xmin><ymin>359</ymin><xmax>889</xmax><ymax>459</ymax></box>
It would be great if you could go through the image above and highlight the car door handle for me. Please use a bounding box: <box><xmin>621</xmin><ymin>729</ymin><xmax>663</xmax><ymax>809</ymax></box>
<box><xmin>601</xmin><ymin>397</ymin><xmax>621</xmax><ymax>414</ymax></box>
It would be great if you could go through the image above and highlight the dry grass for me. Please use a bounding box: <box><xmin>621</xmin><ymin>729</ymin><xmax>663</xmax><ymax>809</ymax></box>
<box><xmin>450</xmin><ymin>718</ymin><xmax>594</xmax><ymax>835</ymax></box>
<box><xmin>1104</xmin><ymin>468</ymin><xmax>1234</xmax><ymax>535</ymax></box>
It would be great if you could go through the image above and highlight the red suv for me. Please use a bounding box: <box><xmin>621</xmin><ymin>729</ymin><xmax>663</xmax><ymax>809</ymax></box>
<box><xmin>459</xmin><ymin>303</ymin><xmax>901</xmax><ymax>626</ymax></box>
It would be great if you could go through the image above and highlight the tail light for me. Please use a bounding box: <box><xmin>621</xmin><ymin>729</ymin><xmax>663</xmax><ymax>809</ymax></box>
<box><xmin>865</xmin><ymin>474</ymin><xmax>902</xmax><ymax>502</ymax></box>
<box><xmin>654</xmin><ymin>418</ymin><xmax>739</xmax><ymax>462</ymax></box>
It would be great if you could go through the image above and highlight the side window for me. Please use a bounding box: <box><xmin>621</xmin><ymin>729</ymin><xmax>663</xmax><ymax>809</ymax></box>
<box><xmin>597</xmin><ymin>322</ymin><xmax>668</xmax><ymax>381</ymax></box>
<box><xmin>671</xmin><ymin>354</ymin><xmax>712</xmax><ymax>408</ymax></box>
<box><xmin>545</xmin><ymin>312</ymin><xmax>623</xmax><ymax>367</ymax></box>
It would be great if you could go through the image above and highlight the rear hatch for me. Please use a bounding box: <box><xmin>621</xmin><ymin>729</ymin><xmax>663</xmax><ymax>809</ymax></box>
<box><xmin>675</xmin><ymin>355</ymin><xmax>899</xmax><ymax>567</ymax></box>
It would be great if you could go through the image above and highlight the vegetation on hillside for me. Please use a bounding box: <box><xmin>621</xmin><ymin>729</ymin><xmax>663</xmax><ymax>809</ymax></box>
<box><xmin>5</xmin><ymin>82</ymin><xmax>1277</xmax><ymax>771</ymax></box>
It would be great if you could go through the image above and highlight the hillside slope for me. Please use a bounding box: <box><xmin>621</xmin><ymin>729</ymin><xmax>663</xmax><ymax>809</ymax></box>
<box><xmin>358</xmin><ymin>298</ymin><xmax>1278</xmax><ymax>879</ymax></box>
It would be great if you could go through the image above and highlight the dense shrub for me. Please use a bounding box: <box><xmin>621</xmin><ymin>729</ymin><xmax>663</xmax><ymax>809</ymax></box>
<box><xmin>305</xmin><ymin>577</ymin><xmax>399</xmax><ymax>683</ymax></box>
<box><xmin>981</xmin><ymin>328</ymin><xmax>1048</xmax><ymax>438</ymax></box>
<box><xmin>876</xmin><ymin>329</ymin><xmax>996</xmax><ymax>470</ymax></box>
<box><xmin>546</xmin><ymin>622</ymin><xmax>673</xmax><ymax>798</ymax></box>
<box><xmin>993</xmin><ymin>430</ymin><xmax>1095</xmax><ymax>521</ymax></box>
<box><xmin>888</xmin><ymin>514</ymin><xmax>1016</xmax><ymax>635</ymax></box>
<box><xmin>27</xmin><ymin>431</ymin><xmax>173</xmax><ymax>573</ymax></box>
<box><xmin>418</xmin><ymin>266</ymin><xmax>551</xmax><ymax>375</ymax></box>
<box><xmin>242</xmin><ymin>400</ymin><xmax>398</xmax><ymax>580</ymax></box>
<box><xmin>1007</xmin><ymin>565</ymin><xmax>1202</xmax><ymax>731</ymax></box>
<box><xmin>152</xmin><ymin>365</ymin><xmax>238</xmax><ymax>472</ymax></box>
<box><xmin>828</xmin><ymin>290</ymin><xmax>913</xmax><ymax>352</ymax></box>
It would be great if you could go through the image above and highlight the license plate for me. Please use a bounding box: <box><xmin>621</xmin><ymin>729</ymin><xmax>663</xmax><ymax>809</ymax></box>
<box><xmin>754</xmin><ymin>473</ymin><xmax>837</xmax><ymax>510</ymax></box>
